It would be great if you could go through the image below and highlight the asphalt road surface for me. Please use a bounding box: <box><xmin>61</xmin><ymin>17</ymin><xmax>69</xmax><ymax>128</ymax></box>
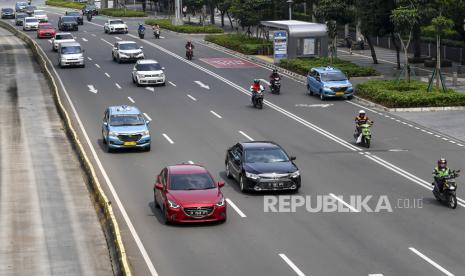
<box><xmin>3</xmin><ymin>2</ymin><xmax>465</xmax><ymax>276</ymax></box>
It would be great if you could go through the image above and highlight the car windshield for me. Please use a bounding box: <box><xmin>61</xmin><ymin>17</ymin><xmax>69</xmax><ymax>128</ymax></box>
<box><xmin>62</xmin><ymin>17</ymin><xmax>76</xmax><ymax>22</ymax></box>
<box><xmin>136</xmin><ymin>63</ymin><xmax>161</xmax><ymax>71</ymax></box>
<box><xmin>169</xmin><ymin>173</ymin><xmax>216</xmax><ymax>190</ymax></box>
<box><xmin>17</xmin><ymin>13</ymin><xmax>26</xmax><ymax>18</ymax></box>
<box><xmin>56</xmin><ymin>34</ymin><xmax>73</xmax><ymax>40</ymax></box>
<box><xmin>3</xmin><ymin>8</ymin><xmax>13</xmax><ymax>12</ymax></box>
<box><xmin>39</xmin><ymin>24</ymin><xmax>53</xmax><ymax>29</ymax></box>
<box><xmin>245</xmin><ymin>148</ymin><xmax>289</xmax><ymax>163</ymax></box>
<box><xmin>17</xmin><ymin>2</ymin><xmax>27</xmax><ymax>6</ymax></box>
<box><xmin>61</xmin><ymin>46</ymin><xmax>81</xmax><ymax>54</ymax></box>
<box><xmin>320</xmin><ymin>72</ymin><xmax>347</xmax><ymax>82</ymax></box>
<box><xmin>27</xmin><ymin>6</ymin><xmax>36</xmax><ymax>10</ymax></box>
<box><xmin>86</xmin><ymin>5</ymin><xmax>96</xmax><ymax>9</ymax></box>
<box><xmin>109</xmin><ymin>114</ymin><xmax>145</xmax><ymax>126</ymax></box>
<box><xmin>119</xmin><ymin>43</ymin><xmax>139</xmax><ymax>50</ymax></box>
<box><xmin>34</xmin><ymin>11</ymin><xmax>45</xmax><ymax>15</ymax></box>
<box><xmin>25</xmin><ymin>18</ymin><xmax>38</xmax><ymax>23</ymax></box>
<box><xmin>110</xmin><ymin>20</ymin><xmax>124</xmax><ymax>24</ymax></box>
<box><xmin>67</xmin><ymin>12</ymin><xmax>80</xmax><ymax>16</ymax></box>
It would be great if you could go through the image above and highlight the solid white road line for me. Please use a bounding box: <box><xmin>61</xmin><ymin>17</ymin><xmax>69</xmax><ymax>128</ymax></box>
<box><xmin>143</xmin><ymin>113</ymin><xmax>152</xmax><ymax>122</ymax></box>
<box><xmin>100</xmin><ymin>38</ymin><xmax>112</xmax><ymax>46</ymax></box>
<box><xmin>210</xmin><ymin>110</ymin><xmax>222</xmax><ymax>119</ymax></box>
<box><xmin>87</xmin><ymin>57</ymin><xmax>93</xmax><ymax>61</ymax></box>
<box><xmin>279</xmin><ymin>254</ymin><xmax>306</xmax><ymax>276</ymax></box>
<box><xmin>238</xmin><ymin>131</ymin><xmax>254</xmax><ymax>141</ymax></box>
<box><xmin>329</xmin><ymin>193</ymin><xmax>359</xmax><ymax>212</ymax></box>
<box><xmin>168</xmin><ymin>81</ymin><xmax>176</xmax><ymax>87</ymax></box>
<box><xmin>127</xmin><ymin>96</ymin><xmax>135</xmax><ymax>103</ymax></box>
<box><xmin>162</xmin><ymin>133</ymin><xmax>174</xmax><ymax>144</ymax></box>
<box><xmin>35</xmin><ymin>45</ymin><xmax>160</xmax><ymax>276</ymax></box>
<box><xmin>95</xmin><ymin>63</ymin><xmax>100</xmax><ymax>68</ymax></box>
<box><xmin>105</xmin><ymin>72</ymin><xmax>111</xmax><ymax>78</ymax></box>
<box><xmin>409</xmin><ymin>247</ymin><xmax>455</xmax><ymax>276</ymax></box>
<box><xmin>82</xmin><ymin>37</ymin><xmax>88</xmax><ymax>42</ymax></box>
<box><xmin>91</xmin><ymin>33</ymin><xmax>96</xmax><ymax>37</ymax></box>
<box><xmin>225</xmin><ymin>198</ymin><xmax>246</xmax><ymax>218</ymax></box>
<box><xmin>187</xmin><ymin>94</ymin><xmax>197</xmax><ymax>101</ymax></box>
<box><xmin>115</xmin><ymin>36</ymin><xmax>122</xmax><ymax>40</ymax></box>
<box><xmin>115</xmin><ymin>83</ymin><xmax>122</xmax><ymax>89</ymax></box>
<box><xmin>368</xmin><ymin>274</ymin><xmax>384</xmax><ymax>276</ymax></box>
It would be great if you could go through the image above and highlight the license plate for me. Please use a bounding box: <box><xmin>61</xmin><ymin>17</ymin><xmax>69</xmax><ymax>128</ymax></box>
<box><xmin>123</xmin><ymin>141</ymin><xmax>137</xmax><ymax>146</ymax></box>
<box><xmin>336</xmin><ymin>92</ymin><xmax>344</xmax><ymax>96</ymax></box>
<box><xmin>194</xmin><ymin>211</ymin><xmax>207</xmax><ymax>216</ymax></box>
<box><xmin>272</xmin><ymin>182</ymin><xmax>284</xmax><ymax>188</ymax></box>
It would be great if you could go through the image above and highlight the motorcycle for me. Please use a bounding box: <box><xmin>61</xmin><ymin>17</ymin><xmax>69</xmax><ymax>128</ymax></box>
<box><xmin>354</xmin><ymin>123</ymin><xmax>372</xmax><ymax>148</ymax></box>
<box><xmin>433</xmin><ymin>170</ymin><xmax>460</xmax><ymax>209</ymax></box>
<box><xmin>186</xmin><ymin>46</ymin><xmax>193</xmax><ymax>60</ymax></box>
<box><xmin>251</xmin><ymin>89</ymin><xmax>264</xmax><ymax>109</ymax></box>
<box><xmin>86</xmin><ymin>13</ymin><xmax>92</xmax><ymax>22</ymax></box>
<box><xmin>138</xmin><ymin>28</ymin><xmax>145</xmax><ymax>39</ymax></box>
<box><xmin>269</xmin><ymin>77</ymin><xmax>281</xmax><ymax>94</ymax></box>
<box><xmin>154</xmin><ymin>28</ymin><xmax>160</xmax><ymax>39</ymax></box>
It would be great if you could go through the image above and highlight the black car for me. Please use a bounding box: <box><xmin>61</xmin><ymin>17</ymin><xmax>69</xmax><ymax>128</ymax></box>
<box><xmin>65</xmin><ymin>11</ymin><xmax>83</xmax><ymax>25</ymax></box>
<box><xmin>82</xmin><ymin>4</ymin><xmax>98</xmax><ymax>16</ymax></box>
<box><xmin>58</xmin><ymin>16</ymin><xmax>78</xmax><ymax>31</ymax></box>
<box><xmin>25</xmin><ymin>5</ymin><xmax>36</xmax><ymax>16</ymax></box>
<box><xmin>225</xmin><ymin>141</ymin><xmax>301</xmax><ymax>192</ymax></box>
<box><xmin>1</xmin><ymin>8</ymin><xmax>15</xmax><ymax>19</ymax></box>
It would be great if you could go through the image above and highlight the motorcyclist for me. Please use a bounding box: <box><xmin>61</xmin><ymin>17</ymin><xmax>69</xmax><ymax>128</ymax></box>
<box><xmin>269</xmin><ymin>69</ymin><xmax>280</xmax><ymax>89</ymax></box>
<box><xmin>152</xmin><ymin>24</ymin><xmax>160</xmax><ymax>35</ymax></box>
<box><xmin>354</xmin><ymin>110</ymin><xmax>373</xmax><ymax>137</ymax></box>
<box><xmin>250</xmin><ymin>79</ymin><xmax>264</xmax><ymax>103</ymax></box>
<box><xmin>185</xmin><ymin>40</ymin><xmax>194</xmax><ymax>58</ymax></box>
<box><xmin>138</xmin><ymin>23</ymin><xmax>146</xmax><ymax>33</ymax></box>
<box><xmin>433</xmin><ymin>158</ymin><xmax>452</xmax><ymax>193</ymax></box>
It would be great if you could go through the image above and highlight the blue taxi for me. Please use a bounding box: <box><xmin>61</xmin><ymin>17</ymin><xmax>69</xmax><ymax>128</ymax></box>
<box><xmin>306</xmin><ymin>66</ymin><xmax>354</xmax><ymax>100</ymax></box>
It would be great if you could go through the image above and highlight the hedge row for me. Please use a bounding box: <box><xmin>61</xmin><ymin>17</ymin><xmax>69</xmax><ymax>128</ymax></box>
<box><xmin>356</xmin><ymin>80</ymin><xmax>465</xmax><ymax>108</ymax></box>
<box><xmin>279</xmin><ymin>57</ymin><xmax>378</xmax><ymax>78</ymax></box>
<box><xmin>145</xmin><ymin>19</ymin><xmax>223</xmax><ymax>33</ymax></box>
<box><xmin>204</xmin><ymin>34</ymin><xmax>272</xmax><ymax>55</ymax></box>
<box><xmin>99</xmin><ymin>8</ymin><xmax>146</xmax><ymax>17</ymax></box>
<box><xmin>45</xmin><ymin>0</ymin><xmax>85</xmax><ymax>9</ymax></box>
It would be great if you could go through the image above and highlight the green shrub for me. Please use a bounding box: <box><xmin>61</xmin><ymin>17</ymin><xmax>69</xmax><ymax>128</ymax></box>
<box><xmin>45</xmin><ymin>0</ymin><xmax>85</xmax><ymax>9</ymax></box>
<box><xmin>99</xmin><ymin>8</ymin><xmax>146</xmax><ymax>17</ymax></box>
<box><xmin>205</xmin><ymin>34</ymin><xmax>272</xmax><ymax>55</ymax></box>
<box><xmin>145</xmin><ymin>19</ymin><xmax>223</xmax><ymax>33</ymax></box>
<box><xmin>279</xmin><ymin>57</ymin><xmax>378</xmax><ymax>78</ymax></box>
<box><xmin>356</xmin><ymin>80</ymin><xmax>465</xmax><ymax>108</ymax></box>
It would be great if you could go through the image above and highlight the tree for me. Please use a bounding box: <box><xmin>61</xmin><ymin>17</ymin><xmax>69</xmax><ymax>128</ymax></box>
<box><xmin>391</xmin><ymin>5</ymin><xmax>419</xmax><ymax>82</ymax></box>
<box><xmin>316</xmin><ymin>0</ymin><xmax>354</xmax><ymax>64</ymax></box>
<box><xmin>216</xmin><ymin>0</ymin><xmax>233</xmax><ymax>28</ymax></box>
<box><xmin>229</xmin><ymin>0</ymin><xmax>271</xmax><ymax>36</ymax></box>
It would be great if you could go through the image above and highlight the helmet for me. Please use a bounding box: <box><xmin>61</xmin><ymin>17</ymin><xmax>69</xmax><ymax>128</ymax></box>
<box><xmin>438</xmin><ymin>158</ymin><xmax>447</xmax><ymax>169</ymax></box>
<box><xmin>273</xmin><ymin>69</ymin><xmax>278</xmax><ymax>74</ymax></box>
<box><xmin>139</xmin><ymin>23</ymin><xmax>143</xmax><ymax>26</ymax></box>
<box><xmin>359</xmin><ymin>110</ymin><xmax>366</xmax><ymax>117</ymax></box>
<box><xmin>254</xmin><ymin>79</ymin><xmax>260</xmax><ymax>84</ymax></box>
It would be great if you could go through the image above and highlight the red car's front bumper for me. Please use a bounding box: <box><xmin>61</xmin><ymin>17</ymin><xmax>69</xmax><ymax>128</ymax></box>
<box><xmin>37</xmin><ymin>30</ymin><xmax>56</xmax><ymax>38</ymax></box>
<box><xmin>166</xmin><ymin>205</ymin><xmax>227</xmax><ymax>223</ymax></box>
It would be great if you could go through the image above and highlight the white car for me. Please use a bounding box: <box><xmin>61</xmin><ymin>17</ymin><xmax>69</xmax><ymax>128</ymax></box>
<box><xmin>132</xmin><ymin>60</ymin><xmax>166</xmax><ymax>86</ymax></box>
<box><xmin>104</xmin><ymin>19</ymin><xmax>128</xmax><ymax>34</ymax></box>
<box><xmin>22</xmin><ymin>17</ymin><xmax>39</xmax><ymax>31</ymax></box>
<box><xmin>52</xmin><ymin>32</ymin><xmax>76</xmax><ymax>51</ymax></box>
<box><xmin>112</xmin><ymin>41</ymin><xmax>144</xmax><ymax>63</ymax></box>
<box><xmin>33</xmin><ymin>9</ymin><xmax>48</xmax><ymax>22</ymax></box>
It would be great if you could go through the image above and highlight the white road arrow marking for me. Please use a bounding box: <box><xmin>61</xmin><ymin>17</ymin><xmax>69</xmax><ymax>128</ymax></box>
<box><xmin>87</xmin><ymin>85</ymin><xmax>98</xmax><ymax>93</ymax></box>
<box><xmin>194</xmin><ymin>81</ymin><xmax>210</xmax><ymax>90</ymax></box>
<box><xmin>295</xmin><ymin>103</ymin><xmax>333</xmax><ymax>108</ymax></box>
<box><xmin>146</xmin><ymin>87</ymin><xmax>154</xmax><ymax>92</ymax></box>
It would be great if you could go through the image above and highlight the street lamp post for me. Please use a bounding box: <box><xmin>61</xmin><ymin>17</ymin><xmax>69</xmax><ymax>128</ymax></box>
<box><xmin>287</xmin><ymin>0</ymin><xmax>293</xmax><ymax>20</ymax></box>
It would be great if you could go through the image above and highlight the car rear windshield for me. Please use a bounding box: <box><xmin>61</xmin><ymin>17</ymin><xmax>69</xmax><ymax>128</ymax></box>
<box><xmin>321</xmin><ymin>72</ymin><xmax>347</xmax><ymax>82</ymax></box>
<box><xmin>136</xmin><ymin>63</ymin><xmax>161</xmax><ymax>71</ymax></box>
<box><xmin>86</xmin><ymin>5</ymin><xmax>96</xmax><ymax>9</ymax></box>
<box><xmin>110</xmin><ymin>20</ymin><xmax>124</xmax><ymax>24</ymax></box>
<box><xmin>25</xmin><ymin>18</ymin><xmax>38</xmax><ymax>23</ymax></box>
<box><xmin>119</xmin><ymin>43</ymin><xmax>139</xmax><ymax>50</ymax></box>
<box><xmin>61</xmin><ymin>46</ymin><xmax>81</xmax><ymax>54</ymax></box>
<box><xmin>62</xmin><ymin>16</ymin><xmax>76</xmax><ymax>22</ymax></box>
<box><xmin>67</xmin><ymin>12</ymin><xmax>80</xmax><ymax>16</ymax></box>
<box><xmin>169</xmin><ymin>173</ymin><xmax>216</xmax><ymax>190</ymax></box>
<box><xmin>39</xmin><ymin>24</ymin><xmax>53</xmax><ymax>29</ymax></box>
<box><xmin>17</xmin><ymin>2</ymin><xmax>28</xmax><ymax>6</ymax></box>
<box><xmin>34</xmin><ymin>11</ymin><xmax>45</xmax><ymax>15</ymax></box>
<box><xmin>56</xmin><ymin>34</ymin><xmax>73</xmax><ymax>40</ymax></box>
<box><xmin>244</xmin><ymin>148</ymin><xmax>289</xmax><ymax>163</ymax></box>
<box><xmin>16</xmin><ymin>13</ymin><xmax>26</xmax><ymax>18</ymax></box>
<box><xmin>109</xmin><ymin>114</ymin><xmax>145</xmax><ymax>126</ymax></box>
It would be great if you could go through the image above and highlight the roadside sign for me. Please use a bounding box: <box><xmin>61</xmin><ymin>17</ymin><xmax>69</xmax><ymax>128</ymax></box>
<box><xmin>273</xmin><ymin>31</ymin><xmax>287</xmax><ymax>63</ymax></box>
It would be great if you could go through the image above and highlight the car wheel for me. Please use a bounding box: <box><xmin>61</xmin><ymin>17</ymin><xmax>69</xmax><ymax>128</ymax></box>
<box><xmin>144</xmin><ymin>145</ymin><xmax>151</xmax><ymax>152</ymax></box>
<box><xmin>225</xmin><ymin>163</ymin><xmax>232</xmax><ymax>179</ymax></box>
<box><xmin>81</xmin><ymin>64</ymin><xmax>85</xmax><ymax>68</ymax></box>
<box><xmin>136</xmin><ymin>77</ymin><xmax>141</xmax><ymax>87</ymax></box>
<box><xmin>319</xmin><ymin>91</ymin><xmax>326</xmax><ymax>101</ymax></box>
<box><xmin>132</xmin><ymin>75</ymin><xmax>136</xmax><ymax>83</ymax></box>
<box><xmin>347</xmin><ymin>95</ymin><xmax>353</xmax><ymax>100</ymax></box>
<box><xmin>161</xmin><ymin>82</ymin><xmax>166</xmax><ymax>86</ymax></box>
<box><xmin>117</xmin><ymin>55</ymin><xmax>121</xmax><ymax>64</ymax></box>
<box><xmin>106</xmin><ymin>144</ymin><xmax>113</xmax><ymax>153</ymax></box>
<box><xmin>112</xmin><ymin>53</ymin><xmax>116</xmax><ymax>62</ymax></box>
<box><xmin>307</xmin><ymin>84</ymin><xmax>313</xmax><ymax>95</ymax></box>
<box><xmin>102</xmin><ymin>133</ymin><xmax>107</xmax><ymax>144</ymax></box>
<box><xmin>239</xmin><ymin>174</ymin><xmax>247</xmax><ymax>192</ymax></box>
<box><xmin>153</xmin><ymin>192</ymin><xmax>160</xmax><ymax>208</ymax></box>
<box><xmin>162</xmin><ymin>207</ymin><xmax>169</xmax><ymax>225</ymax></box>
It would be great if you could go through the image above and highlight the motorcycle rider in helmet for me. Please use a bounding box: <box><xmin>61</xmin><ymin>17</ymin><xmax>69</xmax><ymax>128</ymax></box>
<box><xmin>185</xmin><ymin>40</ymin><xmax>194</xmax><ymax>57</ymax></box>
<box><xmin>138</xmin><ymin>23</ymin><xmax>145</xmax><ymax>33</ymax></box>
<box><xmin>354</xmin><ymin>110</ymin><xmax>373</xmax><ymax>137</ymax></box>
<box><xmin>269</xmin><ymin>69</ymin><xmax>280</xmax><ymax>90</ymax></box>
<box><xmin>250</xmin><ymin>79</ymin><xmax>264</xmax><ymax>104</ymax></box>
<box><xmin>433</xmin><ymin>158</ymin><xmax>451</xmax><ymax>193</ymax></box>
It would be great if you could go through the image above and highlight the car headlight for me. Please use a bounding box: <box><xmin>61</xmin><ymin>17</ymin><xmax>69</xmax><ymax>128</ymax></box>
<box><xmin>216</xmin><ymin>197</ymin><xmax>225</xmax><ymax>207</ymax></box>
<box><xmin>168</xmin><ymin>199</ymin><xmax>180</xmax><ymax>209</ymax></box>
<box><xmin>449</xmin><ymin>185</ymin><xmax>456</xmax><ymax>190</ymax></box>
<box><xmin>290</xmin><ymin>170</ymin><xmax>300</xmax><ymax>178</ymax></box>
<box><xmin>245</xmin><ymin>172</ymin><xmax>260</xmax><ymax>180</ymax></box>
<box><xmin>141</xmin><ymin>130</ymin><xmax>149</xmax><ymax>136</ymax></box>
<box><xmin>108</xmin><ymin>131</ymin><xmax>118</xmax><ymax>137</ymax></box>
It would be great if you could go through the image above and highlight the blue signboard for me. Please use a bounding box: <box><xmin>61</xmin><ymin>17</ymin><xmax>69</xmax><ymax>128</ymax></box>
<box><xmin>273</xmin><ymin>31</ymin><xmax>287</xmax><ymax>62</ymax></box>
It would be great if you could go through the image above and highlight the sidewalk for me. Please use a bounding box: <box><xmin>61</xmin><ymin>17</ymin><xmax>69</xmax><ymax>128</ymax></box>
<box><xmin>0</xmin><ymin>28</ymin><xmax>113</xmax><ymax>275</ymax></box>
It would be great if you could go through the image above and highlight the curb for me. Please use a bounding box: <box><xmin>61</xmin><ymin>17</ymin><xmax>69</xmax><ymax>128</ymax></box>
<box><xmin>0</xmin><ymin>21</ymin><xmax>131</xmax><ymax>276</ymax></box>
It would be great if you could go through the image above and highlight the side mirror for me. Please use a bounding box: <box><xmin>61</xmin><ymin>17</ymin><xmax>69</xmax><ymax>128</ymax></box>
<box><xmin>155</xmin><ymin>183</ymin><xmax>163</xmax><ymax>190</ymax></box>
<box><xmin>146</xmin><ymin>120</ymin><xmax>151</xmax><ymax>124</ymax></box>
<box><xmin>161</xmin><ymin>67</ymin><xmax>165</xmax><ymax>70</ymax></box>
<box><xmin>217</xmin><ymin>181</ymin><xmax>225</xmax><ymax>188</ymax></box>
<box><xmin>290</xmin><ymin>156</ymin><xmax>296</xmax><ymax>161</ymax></box>
<box><xmin>113</xmin><ymin>47</ymin><xmax>117</xmax><ymax>50</ymax></box>
<box><xmin>73</xmin><ymin>36</ymin><xmax>77</xmax><ymax>39</ymax></box>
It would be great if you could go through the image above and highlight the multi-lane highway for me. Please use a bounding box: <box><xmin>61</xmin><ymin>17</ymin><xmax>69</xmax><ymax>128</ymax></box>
<box><xmin>3</xmin><ymin>2</ymin><xmax>465</xmax><ymax>275</ymax></box>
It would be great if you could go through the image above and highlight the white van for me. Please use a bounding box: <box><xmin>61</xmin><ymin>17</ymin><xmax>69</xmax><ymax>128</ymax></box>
<box><xmin>58</xmin><ymin>42</ymin><xmax>85</xmax><ymax>68</ymax></box>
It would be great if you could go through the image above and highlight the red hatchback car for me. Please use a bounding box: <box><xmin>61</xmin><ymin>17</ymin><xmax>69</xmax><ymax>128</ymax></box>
<box><xmin>154</xmin><ymin>164</ymin><xmax>227</xmax><ymax>224</ymax></box>
<box><xmin>37</xmin><ymin>23</ymin><xmax>56</xmax><ymax>39</ymax></box>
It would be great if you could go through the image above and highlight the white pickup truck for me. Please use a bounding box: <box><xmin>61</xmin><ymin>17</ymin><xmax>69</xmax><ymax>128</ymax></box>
<box><xmin>104</xmin><ymin>19</ymin><xmax>128</xmax><ymax>34</ymax></box>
